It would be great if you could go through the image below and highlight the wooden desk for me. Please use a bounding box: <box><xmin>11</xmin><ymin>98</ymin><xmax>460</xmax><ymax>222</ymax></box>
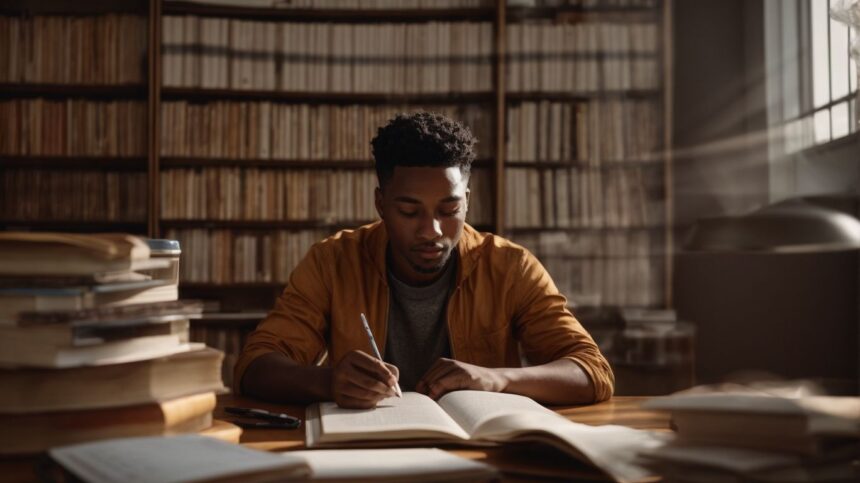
<box><xmin>0</xmin><ymin>395</ymin><xmax>671</xmax><ymax>483</ymax></box>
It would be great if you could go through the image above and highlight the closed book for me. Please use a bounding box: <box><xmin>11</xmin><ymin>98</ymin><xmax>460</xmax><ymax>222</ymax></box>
<box><xmin>643</xmin><ymin>393</ymin><xmax>860</xmax><ymax>456</ymax></box>
<box><xmin>0</xmin><ymin>280</ymin><xmax>179</xmax><ymax>325</ymax></box>
<box><xmin>13</xmin><ymin>299</ymin><xmax>202</xmax><ymax>327</ymax></box>
<box><xmin>0</xmin><ymin>232</ymin><xmax>168</xmax><ymax>277</ymax></box>
<box><xmin>0</xmin><ymin>332</ymin><xmax>195</xmax><ymax>368</ymax></box>
<box><xmin>0</xmin><ymin>347</ymin><xmax>224</xmax><ymax>414</ymax></box>
<box><xmin>0</xmin><ymin>316</ymin><xmax>189</xmax><ymax>348</ymax></box>
<box><xmin>0</xmin><ymin>392</ymin><xmax>217</xmax><ymax>455</ymax></box>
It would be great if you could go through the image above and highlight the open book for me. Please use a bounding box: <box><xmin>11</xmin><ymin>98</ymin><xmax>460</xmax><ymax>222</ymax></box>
<box><xmin>307</xmin><ymin>390</ymin><xmax>668</xmax><ymax>483</ymax></box>
<box><xmin>0</xmin><ymin>232</ymin><xmax>165</xmax><ymax>277</ymax></box>
<box><xmin>49</xmin><ymin>435</ymin><xmax>497</xmax><ymax>483</ymax></box>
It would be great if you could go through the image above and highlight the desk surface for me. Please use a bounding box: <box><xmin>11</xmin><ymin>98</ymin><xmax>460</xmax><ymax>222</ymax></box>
<box><xmin>1</xmin><ymin>394</ymin><xmax>671</xmax><ymax>483</ymax></box>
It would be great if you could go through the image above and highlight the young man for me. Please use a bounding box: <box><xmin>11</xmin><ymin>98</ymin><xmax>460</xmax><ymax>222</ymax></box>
<box><xmin>236</xmin><ymin>112</ymin><xmax>613</xmax><ymax>409</ymax></box>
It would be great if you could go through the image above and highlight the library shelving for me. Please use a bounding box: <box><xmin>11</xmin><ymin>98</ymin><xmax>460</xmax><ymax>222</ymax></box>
<box><xmin>1</xmin><ymin>0</ymin><xmax>673</xmax><ymax>379</ymax></box>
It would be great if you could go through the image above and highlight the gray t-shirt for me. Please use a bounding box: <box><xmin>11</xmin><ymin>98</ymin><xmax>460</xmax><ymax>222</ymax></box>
<box><xmin>383</xmin><ymin>252</ymin><xmax>456</xmax><ymax>392</ymax></box>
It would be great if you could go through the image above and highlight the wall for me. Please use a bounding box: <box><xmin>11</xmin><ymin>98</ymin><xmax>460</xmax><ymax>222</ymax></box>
<box><xmin>672</xmin><ymin>0</ymin><xmax>769</xmax><ymax>228</ymax></box>
<box><xmin>671</xmin><ymin>0</ymin><xmax>859</xmax><ymax>390</ymax></box>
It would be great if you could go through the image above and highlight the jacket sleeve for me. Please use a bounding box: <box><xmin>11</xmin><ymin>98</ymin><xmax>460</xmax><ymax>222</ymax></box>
<box><xmin>232</xmin><ymin>242</ymin><xmax>332</xmax><ymax>395</ymax></box>
<box><xmin>511</xmin><ymin>249</ymin><xmax>615</xmax><ymax>402</ymax></box>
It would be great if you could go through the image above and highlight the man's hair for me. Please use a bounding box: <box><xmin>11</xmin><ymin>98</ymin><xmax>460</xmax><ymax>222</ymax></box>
<box><xmin>371</xmin><ymin>111</ymin><xmax>476</xmax><ymax>187</ymax></box>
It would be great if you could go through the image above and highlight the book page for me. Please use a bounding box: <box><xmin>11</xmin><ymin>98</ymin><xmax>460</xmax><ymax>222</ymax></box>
<box><xmin>49</xmin><ymin>434</ymin><xmax>309</xmax><ymax>483</ymax></box>
<box><xmin>436</xmin><ymin>390</ymin><xmax>556</xmax><ymax>435</ymax></box>
<box><xmin>287</xmin><ymin>448</ymin><xmax>497</xmax><ymax>481</ymax></box>
<box><xmin>473</xmin><ymin>411</ymin><xmax>668</xmax><ymax>483</ymax></box>
<box><xmin>318</xmin><ymin>392</ymin><xmax>470</xmax><ymax>442</ymax></box>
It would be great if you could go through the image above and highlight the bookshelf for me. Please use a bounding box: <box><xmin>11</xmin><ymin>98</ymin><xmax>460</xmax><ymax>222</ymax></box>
<box><xmin>0</xmin><ymin>0</ymin><xmax>673</xmax><ymax>380</ymax></box>
<box><xmin>501</xmin><ymin>0</ymin><xmax>672</xmax><ymax>310</ymax></box>
<box><xmin>0</xmin><ymin>0</ymin><xmax>151</xmax><ymax>234</ymax></box>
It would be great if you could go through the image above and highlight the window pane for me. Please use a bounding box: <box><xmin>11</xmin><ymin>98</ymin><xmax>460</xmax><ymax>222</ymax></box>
<box><xmin>850</xmin><ymin>27</ymin><xmax>857</xmax><ymax>93</ymax></box>
<box><xmin>831</xmin><ymin>101</ymin><xmax>850</xmax><ymax>138</ymax></box>
<box><xmin>785</xmin><ymin>119</ymin><xmax>799</xmax><ymax>154</ymax></box>
<box><xmin>851</xmin><ymin>98</ymin><xmax>857</xmax><ymax>133</ymax></box>
<box><xmin>813</xmin><ymin>108</ymin><xmax>831</xmax><ymax>143</ymax></box>
<box><xmin>830</xmin><ymin>14</ymin><xmax>850</xmax><ymax>99</ymax></box>
<box><xmin>811</xmin><ymin>0</ymin><xmax>831</xmax><ymax>107</ymax></box>
<box><xmin>781</xmin><ymin>0</ymin><xmax>801</xmax><ymax>119</ymax></box>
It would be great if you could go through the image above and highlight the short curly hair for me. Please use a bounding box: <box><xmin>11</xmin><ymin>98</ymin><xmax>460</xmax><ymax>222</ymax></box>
<box><xmin>371</xmin><ymin>111</ymin><xmax>476</xmax><ymax>188</ymax></box>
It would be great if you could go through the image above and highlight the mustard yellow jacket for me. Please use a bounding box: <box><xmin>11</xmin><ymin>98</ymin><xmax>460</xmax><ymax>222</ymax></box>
<box><xmin>234</xmin><ymin>222</ymin><xmax>614</xmax><ymax>402</ymax></box>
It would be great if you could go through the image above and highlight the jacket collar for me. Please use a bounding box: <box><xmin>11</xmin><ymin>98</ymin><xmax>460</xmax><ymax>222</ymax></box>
<box><xmin>363</xmin><ymin>221</ymin><xmax>484</xmax><ymax>287</ymax></box>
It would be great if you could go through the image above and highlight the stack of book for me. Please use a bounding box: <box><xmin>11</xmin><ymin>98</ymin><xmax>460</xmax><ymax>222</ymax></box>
<box><xmin>0</xmin><ymin>232</ymin><xmax>230</xmax><ymax>455</ymax></box>
<box><xmin>640</xmin><ymin>386</ymin><xmax>860</xmax><ymax>481</ymax></box>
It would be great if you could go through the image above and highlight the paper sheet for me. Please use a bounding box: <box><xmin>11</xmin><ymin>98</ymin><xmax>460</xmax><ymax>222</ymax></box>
<box><xmin>50</xmin><ymin>434</ymin><xmax>309</xmax><ymax>483</ymax></box>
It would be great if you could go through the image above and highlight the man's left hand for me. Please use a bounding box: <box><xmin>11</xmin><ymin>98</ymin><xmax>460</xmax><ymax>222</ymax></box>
<box><xmin>415</xmin><ymin>358</ymin><xmax>508</xmax><ymax>400</ymax></box>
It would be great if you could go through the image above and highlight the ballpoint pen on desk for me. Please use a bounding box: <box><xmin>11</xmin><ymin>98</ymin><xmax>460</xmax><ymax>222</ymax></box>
<box><xmin>360</xmin><ymin>312</ymin><xmax>403</xmax><ymax>398</ymax></box>
<box><xmin>224</xmin><ymin>406</ymin><xmax>301</xmax><ymax>429</ymax></box>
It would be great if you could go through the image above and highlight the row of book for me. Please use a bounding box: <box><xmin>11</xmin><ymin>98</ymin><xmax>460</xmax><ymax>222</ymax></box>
<box><xmin>166</xmin><ymin>1</ymin><xmax>657</xmax><ymax>12</ymax></box>
<box><xmin>289</xmin><ymin>0</ymin><xmax>657</xmax><ymax>6</ymax></box>
<box><xmin>0</xmin><ymin>167</ymin><xmax>490</xmax><ymax>227</ymax></box>
<box><xmin>0</xmin><ymin>232</ymin><xmax>231</xmax><ymax>454</ymax></box>
<box><xmin>0</xmin><ymin>14</ymin><xmax>147</xmax><ymax>84</ymax></box>
<box><xmin>525</xmin><ymin>0</ymin><xmax>659</xmax><ymax>6</ymax></box>
<box><xmin>514</xmin><ymin>230</ymin><xmax>663</xmax><ymax>308</ymax></box>
<box><xmin>1</xmin><ymin>170</ymin><xmax>147</xmax><ymax>222</ymax></box>
<box><xmin>160</xmin><ymin>101</ymin><xmax>493</xmax><ymax>159</ymax></box>
<box><xmin>507</xmin><ymin>22</ymin><xmax>660</xmax><ymax>93</ymax></box>
<box><xmin>258</xmin><ymin>0</ymin><xmax>493</xmax><ymax>7</ymax></box>
<box><xmin>507</xmin><ymin>99</ymin><xmax>663</xmax><ymax>162</ymax></box>
<box><xmin>160</xmin><ymin>167</ymin><xmax>494</xmax><ymax>224</ymax></box>
<box><xmin>0</xmin><ymin>99</ymin><xmax>147</xmax><ymax>156</ymax></box>
<box><xmin>160</xmin><ymin>168</ymin><xmax>379</xmax><ymax>221</ymax></box>
<box><xmin>163</xmin><ymin>18</ymin><xmax>493</xmax><ymax>93</ymax></box>
<box><xmin>166</xmin><ymin>228</ymin><xmax>329</xmax><ymax>285</ymax></box>
<box><xmin>504</xmin><ymin>167</ymin><xmax>663</xmax><ymax>228</ymax></box>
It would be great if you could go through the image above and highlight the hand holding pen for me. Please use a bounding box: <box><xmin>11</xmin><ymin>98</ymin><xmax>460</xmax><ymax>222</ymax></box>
<box><xmin>360</xmin><ymin>312</ymin><xmax>403</xmax><ymax>398</ymax></box>
<box><xmin>328</xmin><ymin>313</ymin><xmax>401</xmax><ymax>409</ymax></box>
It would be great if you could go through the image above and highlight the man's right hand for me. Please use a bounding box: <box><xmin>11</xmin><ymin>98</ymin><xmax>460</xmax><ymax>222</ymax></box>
<box><xmin>331</xmin><ymin>350</ymin><xmax>399</xmax><ymax>409</ymax></box>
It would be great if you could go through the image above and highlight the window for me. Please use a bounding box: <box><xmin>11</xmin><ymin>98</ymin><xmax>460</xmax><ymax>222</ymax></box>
<box><xmin>765</xmin><ymin>0</ymin><xmax>858</xmax><ymax>157</ymax></box>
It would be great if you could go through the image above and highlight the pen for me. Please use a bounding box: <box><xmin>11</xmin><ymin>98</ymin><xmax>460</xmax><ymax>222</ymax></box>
<box><xmin>224</xmin><ymin>406</ymin><xmax>301</xmax><ymax>429</ymax></box>
<box><xmin>360</xmin><ymin>312</ymin><xmax>402</xmax><ymax>398</ymax></box>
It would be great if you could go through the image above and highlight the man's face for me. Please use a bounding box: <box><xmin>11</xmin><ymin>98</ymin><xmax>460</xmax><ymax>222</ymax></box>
<box><xmin>376</xmin><ymin>166</ymin><xmax>469</xmax><ymax>286</ymax></box>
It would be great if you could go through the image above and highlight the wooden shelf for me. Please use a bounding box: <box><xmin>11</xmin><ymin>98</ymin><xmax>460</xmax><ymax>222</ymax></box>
<box><xmin>161</xmin><ymin>157</ymin><xmax>373</xmax><ymax>169</ymax></box>
<box><xmin>0</xmin><ymin>220</ymin><xmax>147</xmax><ymax>232</ymax></box>
<box><xmin>159</xmin><ymin>157</ymin><xmax>494</xmax><ymax>169</ymax></box>
<box><xmin>505</xmin><ymin>159</ymin><xmax>664</xmax><ymax>169</ymax></box>
<box><xmin>507</xmin><ymin>5</ymin><xmax>660</xmax><ymax>23</ymax></box>
<box><xmin>161</xmin><ymin>87</ymin><xmax>495</xmax><ymax>105</ymax></box>
<box><xmin>506</xmin><ymin>90</ymin><xmax>662</xmax><ymax>102</ymax></box>
<box><xmin>507</xmin><ymin>225</ymin><xmax>666</xmax><ymax>234</ymax></box>
<box><xmin>191</xmin><ymin>317</ymin><xmax>263</xmax><ymax>327</ymax></box>
<box><xmin>182</xmin><ymin>283</ymin><xmax>284</xmax><ymax>290</ymax></box>
<box><xmin>535</xmin><ymin>254</ymin><xmax>664</xmax><ymax>261</ymax></box>
<box><xmin>0</xmin><ymin>83</ymin><xmax>147</xmax><ymax>99</ymax></box>
<box><xmin>0</xmin><ymin>0</ymin><xmax>147</xmax><ymax>15</ymax></box>
<box><xmin>162</xmin><ymin>1</ymin><xmax>494</xmax><ymax>22</ymax></box>
<box><xmin>161</xmin><ymin>219</ymin><xmax>376</xmax><ymax>230</ymax></box>
<box><xmin>0</xmin><ymin>156</ymin><xmax>148</xmax><ymax>170</ymax></box>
